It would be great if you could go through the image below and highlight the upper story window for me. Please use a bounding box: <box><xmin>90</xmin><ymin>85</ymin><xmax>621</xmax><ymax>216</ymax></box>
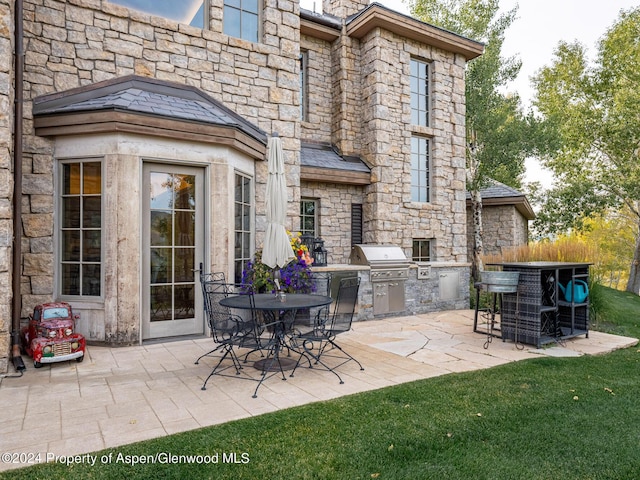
<box><xmin>300</xmin><ymin>51</ymin><xmax>309</xmax><ymax>121</ymax></box>
<box><xmin>109</xmin><ymin>1</ymin><xmax>207</xmax><ymax>29</ymax></box>
<box><xmin>300</xmin><ymin>199</ymin><xmax>317</xmax><ymax>237</ymax></box>
<box><xmin>410</xmin><ymin>59</ymin><xmax>430</xmax><ymax>127</ymax></box>
<box><xmin>411</xmin><ymin>136</ymin><xmax>430</xmax><ymax>202</ymax></box>
<box><xmin>59</xmin><ymin>160</ymin><xmax>102</xmax><ymax>297</ymax></box>
<box><xmin>224</xmin><ymin>0</ymin><xmax>260</xmax><ymax>42</ymax></box>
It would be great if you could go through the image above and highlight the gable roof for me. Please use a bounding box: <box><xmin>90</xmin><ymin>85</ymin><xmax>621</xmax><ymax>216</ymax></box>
<box><xmin>301</xmin><ymin>3</ymin><xmax>484</xmax><ymax>60</ymax></box>
<box><xmin>33</xmin><ymin>75</ymin><xmax>267</xmax><ymax>159</ymax></box>
<box><xmin>466</xmin><ymin>180</ymin><xmax>535</xmax><ymax>220</ymax></box>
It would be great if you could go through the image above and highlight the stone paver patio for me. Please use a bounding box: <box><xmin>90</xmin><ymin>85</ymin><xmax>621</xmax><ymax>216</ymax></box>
<box><xmin>0</xmin><ymin>309</ymin><xmax>636</xmax><ymax>472</ymax></box>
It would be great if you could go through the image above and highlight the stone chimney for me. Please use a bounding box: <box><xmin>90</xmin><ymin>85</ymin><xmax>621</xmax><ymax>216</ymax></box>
<box><xmin>322</xmin><ymin>0</ymin><xmax>370</xmax><ymax>18</ymax></box>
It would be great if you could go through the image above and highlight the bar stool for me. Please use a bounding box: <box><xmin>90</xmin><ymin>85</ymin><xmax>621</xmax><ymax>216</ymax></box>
<box><xmin>473</xmin><ymin>271</ymin><xmax>520</xmax><ymax>349</ymax></box>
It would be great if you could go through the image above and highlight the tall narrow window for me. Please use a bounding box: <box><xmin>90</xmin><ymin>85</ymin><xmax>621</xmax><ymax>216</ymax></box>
<box><xmin>224</xmin><ymin>0</ymin><xmax>259</xmax><ymax>42</ymax></box>
<box><xmin>300</xmin><ymin>51</ymin><xmax>308</xmax><ymax>121</ymax></box>
<box><xmin>60</xmin><ymin>160</ymin><xmax>102</xmax><ymax>297</ymax></box>
<box><xmin>410</xmin><ymin>59</ymin><xmax>430</xmax><ymax>127</ymax></box>
<box><xmin>109</xmin><ymin>0</ymin><xmax>207</xmax><ymax>28</ymax></box>
<box><xmin>412</xmin><ymin>239</ymin><xmax>432</xmax><ymax>262</ymax></box>
<box><xmin>234</xmin><ymin>173</ymin><xmax>253</xmax><ymax>283</ymax></box>
<box><xmin>411</xmin><ymin>136</ymin><xmax>430</xmax><ymax>202</ymax></box>
<box><xmin>300</xmin><ymin>199</ymin><xmax>317</xmax><ymax>237</ymax></box>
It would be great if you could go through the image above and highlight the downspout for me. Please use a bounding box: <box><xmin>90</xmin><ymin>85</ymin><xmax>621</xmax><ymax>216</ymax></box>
<box><xmin>11</xmin><ymin>0</ymin><xmax>25</xmax><ymax>371</ymax></box>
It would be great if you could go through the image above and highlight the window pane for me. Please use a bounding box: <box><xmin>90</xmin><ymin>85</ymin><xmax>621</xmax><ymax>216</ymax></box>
<box><xmin>61</xmin><ymin>264</ymin><xmax>80</xmax><ymax>296</ymax></box>
<box><xmin>175</xmin><ymin>211</ymin><xmax>195</xmax><ymax>246</ymax></box>
<box><xmin>174</xmin><ymin>248</ymin><xmax>194</xmax><ymax>282</ymax></box>
<box><xmin>223</xmin><ymin>6</ymin><xmax>241</xmax><ymax>38</ymax></box>
<box><xmin>150</xmin><ymin>286</ymin><xmax>172</xmax><ymax>322</ymax></box>
<box><xmin>83</xmin><ymin>197</ymin><xmax>101</xmax><ymax>228</ymax></box>
<box><xmin>83</xmin><ymin>230</ymin><xmax>101</xmax><ymax>262</ymax></box>
<box><xmin>151</xmin><ymin>248</ymin><xmax>172</xmax><ymax>284</ymax></box>
<box><xmin>243</xmin><ymin>205</ymin><xmax>251</xmax><ymax>230</ymax></box>
<box><xmin>242</xmin><ymin>12</ymin><xmax>259</xmax><ymax>42</ymax></box>
<box><xmin>82</xmin><ymin>264</ymin><xmax>101</xmax><ymax>296</ymax></box>
<box><xmin>62</xmin><ymin>197</ymin><xmax>80</xmax><ymax>228</ymax></box>
<box><xmin>174</xmin><ymin>175</ymin><xmax>195</xmax><ymax>210</ymax></box>
<box><xmin>150</xmin><ymin>172</ymin><xmax>173</xmax><ymax>210</ymax></box>
<box><xmin>151</xmin><ymin>211</ymin><xmax>172</xmax><ymax>246</ymax></box>
<box><xmin>174</xmin><ymin>285</ymin><xmax>194</xmax><ymax>319</ymax></box>
<box><xmin>83</xmin><ymin>162</ymin><xmax>101</xmax><ymax>194</ymax></box>
<box><xmin>244</xmin><ymin>0</ymin><xmax>259</xmax><ymax>13</ymax></box>
<box><xmin>243</xmin><ymin>177</ymin><xmax>251</xmax><ymax>203</ymax></box>
<box><xmin>62</xmin><ymin>230</ymin><xmax>80</xmax><ymax>262</ymax></box>
<box><xmin>63</xmin><ymin>164</ymin><xmax>80</xmax><ymax>195</ymax></box>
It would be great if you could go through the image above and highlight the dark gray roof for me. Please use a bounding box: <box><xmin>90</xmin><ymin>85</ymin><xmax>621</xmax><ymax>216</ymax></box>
<box><xmin>467</xmin><ymin>180</ymin><xmax>524</xmax><ymax>200</ymax></box>
<box><xmin>301</xmin><ymin>143</ymin><xmax>371</xmax><ymax>173</ymax></box>
<box><xmin>33</xmin><ymin>75</ymin><xmax>267</xmax><ymax>144</ymax></box>
<box><xmin>300</xmin><ymin>8</ymin><xmax>342</xmax><ymax>29</ymax></box>
<box><xmin>467</xmin><ymin>180</ymin><xmax>535</xmax><ymax>219</ymax></box>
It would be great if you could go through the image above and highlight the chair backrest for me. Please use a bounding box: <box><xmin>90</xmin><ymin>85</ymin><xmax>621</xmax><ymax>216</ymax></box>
<box><xmin>201</xmin><ymin>281</ymin><xmax>234</xmax><ymax>339</ymax></box>
<box><xmin>312</xmin><ymin>272</ymin><xmax>332</xmax><ymax>297</ymax></box>
<box><xmin>327</xmin><ymin>277</ymin><xmax>360</xmax><ymax>334</ymax></box>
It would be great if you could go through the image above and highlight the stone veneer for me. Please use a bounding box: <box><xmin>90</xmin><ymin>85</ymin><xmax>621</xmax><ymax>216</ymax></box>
<box><xmin>466</xmin><ymin>204</ymin><xmax>529</xmax><ymax>258</ymax></box>
<box><xmin>3</xmin><ymin>0</ymin><xmax>474</xmax><ymax>348</ymax></box>
<box><xmin>0</xmin><ymin>0</ymin><xmax>13</xmax><ymax>372</ymax></box>
<box><xmin>301</xmin><ymin>25</ymin><xmax>469</xmax><ymax>264</ymax></box>
<box><xmin>17</xmin><ymin>0</ymin><xmax>301</xmax><ymax>322</ymax></box>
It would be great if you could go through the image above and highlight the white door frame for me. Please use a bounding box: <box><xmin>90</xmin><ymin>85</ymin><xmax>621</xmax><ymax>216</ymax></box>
<box><xmin>141</xmin><ymin>162</ymin><xmax>206</xmax><ymax>340</ymax></box>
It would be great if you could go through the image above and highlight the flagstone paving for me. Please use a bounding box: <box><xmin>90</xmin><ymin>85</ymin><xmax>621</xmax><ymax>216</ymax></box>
<box><xmin>0</xmin><ymin>309</ymin><xmax>636</xmax><ymax>472</ymax></box>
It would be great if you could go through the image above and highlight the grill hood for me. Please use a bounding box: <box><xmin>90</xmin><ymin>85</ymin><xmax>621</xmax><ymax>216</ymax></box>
<box><xmin>349</xmin><ymin>244</ymin><xmax>410</xmax><ymax>266</ymax></box>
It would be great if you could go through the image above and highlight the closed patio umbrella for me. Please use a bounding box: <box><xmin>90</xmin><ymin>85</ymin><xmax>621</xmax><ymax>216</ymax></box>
<box><xmin>262</xmin><ymin>134</ymin><xmax>295</xmax><ymax>269</ymax></box>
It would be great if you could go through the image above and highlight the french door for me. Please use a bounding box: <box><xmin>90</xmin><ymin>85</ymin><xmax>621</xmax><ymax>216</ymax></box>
<box><xmin>142</xmin><ymin>163</ymin><xmax>205</xmax><ymax>340</ymax></box>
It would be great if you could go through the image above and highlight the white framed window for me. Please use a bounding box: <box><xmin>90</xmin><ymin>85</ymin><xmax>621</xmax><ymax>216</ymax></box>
<box><xmin>109</xmin><ymin>1</ymin><xmax>208</xmax><ymax>28</ymax></box>
<box><xmin>410</xmin><ymin>58</ymin><xmax>430</xmax><ymax>127</ymax></box>
<box><xmin>234</xmin><ymin>172</ymin><xmax>253</xmax><ymax>283</ymax></box>
<box><xmin>300</xmin><ymin>199</ymin><xmax>317</xmax><ymax>237</ymax></box>
<box><xmin>411</xmin><ymin>136</ymin><xmax>430</xmax><ymax>202</ymax></box>
<box><xmin>59</xmin><ymin>160</ymin><xmax>103</xmax><ymax>297</ymax></box>
<box><xmin>224</xmin><ymin>0</ymin><xmax>260</xmax><ymax>42</ymax></box>
<box><xmin>412</xmin><ymin>239</ymin><xmax>432</xmax><ymax>262</ymax></box>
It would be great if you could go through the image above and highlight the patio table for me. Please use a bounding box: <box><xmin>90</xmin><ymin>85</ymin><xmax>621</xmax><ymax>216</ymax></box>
<box><xmin>220</xmin><ymin>293</ymin><xmax>332</xmax><ymax>397</ymax></box>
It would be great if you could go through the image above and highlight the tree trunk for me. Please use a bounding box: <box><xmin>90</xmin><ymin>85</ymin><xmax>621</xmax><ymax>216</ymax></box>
<box><xmin>625</xmin><ymin>219</ymin><xmax>640</xmax><ymax>294</ymax></box>
<box><xmin>470</xmin><ymin>188</ymin><xmax>484</xmax><ymax>282</ymax></box>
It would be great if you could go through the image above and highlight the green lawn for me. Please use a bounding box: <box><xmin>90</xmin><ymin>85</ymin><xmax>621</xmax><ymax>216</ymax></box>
<box><xmin>6</xmin><ymin>285</ymin><xmax>640</xmax><ymax>480</ymax></box>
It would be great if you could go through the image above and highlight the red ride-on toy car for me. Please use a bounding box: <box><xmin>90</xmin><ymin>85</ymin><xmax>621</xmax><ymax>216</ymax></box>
<box><xmin>22</xmin><ymin>302</ymin><xmax>86</xmax><ymax>368</ymax></box>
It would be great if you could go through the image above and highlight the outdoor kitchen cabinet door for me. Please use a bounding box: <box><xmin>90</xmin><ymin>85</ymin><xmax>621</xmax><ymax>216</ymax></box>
<box><xmin>373</xmin><ymin>281</ymin><xmax>405</xmax><ymax>315</ymax></box>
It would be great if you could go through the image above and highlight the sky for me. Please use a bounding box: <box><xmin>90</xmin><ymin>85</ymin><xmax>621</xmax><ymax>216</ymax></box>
<box><xmin>300</xmin><ymin>0</ymin><xmax>638</xmax><ymax>184</ymax></box>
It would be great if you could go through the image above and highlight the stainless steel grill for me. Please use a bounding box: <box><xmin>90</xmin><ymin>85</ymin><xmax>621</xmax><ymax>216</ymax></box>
<box><xmin>349</xmin><ymin>245</ymin><xmax>411</xmax><ymax>315</ymax></box>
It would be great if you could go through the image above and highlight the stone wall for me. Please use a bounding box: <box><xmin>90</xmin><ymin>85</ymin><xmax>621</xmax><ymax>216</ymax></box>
<box><xmin>0</xmin><ymin>0</ymin><xmax>14</xmax><ymax>372</ymax></box>
<box><xmin>466</xmin><ymin>204</ymin><xmax>529</xmax><ymax>257</ymax></box>
<box><xmin>349</xmin><ymin>28</ymin><xmax>468</xmax><ymax>261</ymax></box>
<box><xmin>300</xmin><ymin>181</ymin><xmax>365</xmax><ymax>262</ymax></box>
<box><xmin>316</xmin><ymin>264</ymin><xmax>471</xmax><ymax>321</ymax></box>
<box><xmin>18</xmin><ymin>0</ymin><xmax>302</xmax><ymax>317</ymax></box>
<box><xmin>301</xmin><ymin>24</ymin><xmax>468</xmax><ymax>265</ymax></box>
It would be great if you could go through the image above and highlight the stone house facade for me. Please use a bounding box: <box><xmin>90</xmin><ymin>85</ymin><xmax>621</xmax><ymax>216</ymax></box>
<box><xmin>466</xmin><ymin>181</ymin><xmax>534</xmax><ymax>258</ymax></box>
<box><xmin>0</xmin><ymin>0</ymin><xmax>484</xmax><ymax>370</ymax></box>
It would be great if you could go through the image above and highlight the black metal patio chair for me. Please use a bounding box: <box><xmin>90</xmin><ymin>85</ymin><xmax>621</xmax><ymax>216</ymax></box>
<box><xmin>195</xmin><ymin>270</ymin><xmax>265</xmax><ymax>391</ymax></box>
<box><xmin>290</xmin><ymin>276</ymin><xmax>364</xmax><ymax>384</ymax></box>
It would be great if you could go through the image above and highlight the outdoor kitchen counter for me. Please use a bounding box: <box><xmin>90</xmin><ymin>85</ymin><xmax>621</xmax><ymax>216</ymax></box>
<box><xmin>312</xmin><ymin>262</ymin><xmax>472</xmax><ymax>321</ymax></box>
